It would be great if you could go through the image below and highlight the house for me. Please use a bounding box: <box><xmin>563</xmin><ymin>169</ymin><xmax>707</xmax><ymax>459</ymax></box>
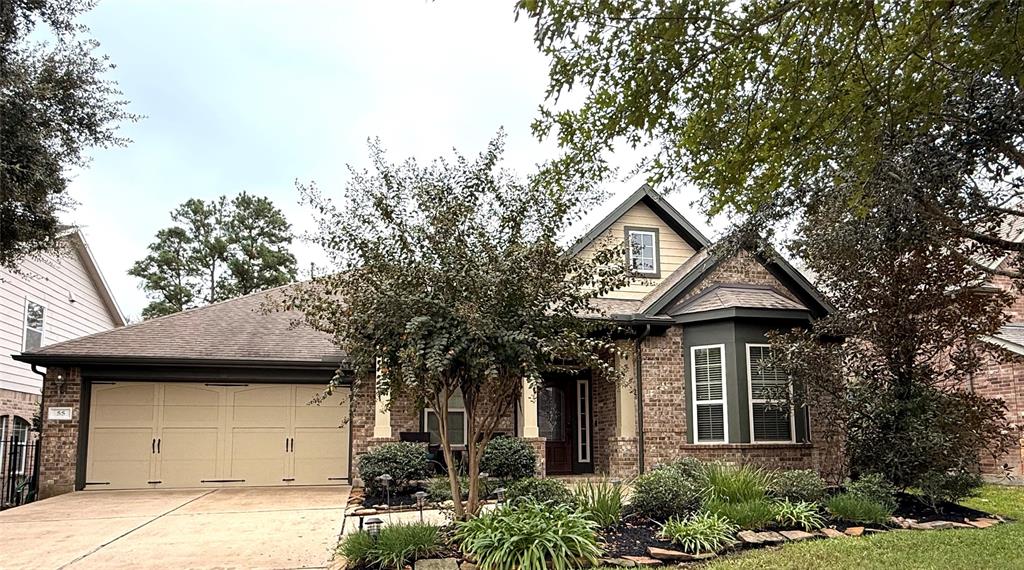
<box><xmin>15</xmin><ymin>186</ymin><xmax>836</xmax><ymax>498</ymax></box>
<box><xmin>971</xmin><ymin>253</ymin><xmax>1024</xmax><ymax>482</ymax></box>
<box><xmin>2</xmin><ymin>230</ymin><xmax>124</xmax><ymax>503</ymax></box>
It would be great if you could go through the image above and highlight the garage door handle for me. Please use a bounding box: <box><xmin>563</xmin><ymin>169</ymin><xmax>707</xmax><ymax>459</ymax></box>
<box><xmin>157</xmin><ymin>438</ymin><xmax>161</xmax><ymax>453</ymax></box>
<box><xmin>152</xmin><ymin>439</ymin><xmax>155</xmax><ymax>453</ymax></box>
<box><xmin>290</xmin><ymin>438</ymin><xmax>294</xmax><ymax>452</ymax></box>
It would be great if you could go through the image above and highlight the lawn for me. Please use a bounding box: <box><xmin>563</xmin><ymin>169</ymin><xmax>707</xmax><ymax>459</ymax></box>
<box><xmin>703</xmin><ymin>484</ymin><xmax>1024</xmax><ymax>570</ymax></box>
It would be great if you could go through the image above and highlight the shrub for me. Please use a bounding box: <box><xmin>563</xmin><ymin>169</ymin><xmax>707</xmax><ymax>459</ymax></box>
<box><xmin>846</xmin><ymin>473</ymin><xmax>897</xmax><ymax>511</ymax></box>
<box><xmin>658</xmin><ymin>512</ymin><xmax>738</xmax><ymax>554</ymax></box>
<box><xmin>916</xmin><ymin>468</ymin><xmax>983</xmax><ymax>510</ymax></box>
<box><xmin>338</xmin><ymin>523</ymin><xmax>441</xmax><ymax>569</ymax></box>
<box><xmin>826</xmin><ymin>492</ymin><xmax>893</xmax><ymax>525</ymax></box>
<box><xmin>705</xmin><ymin>498</ymin><xmax>778</xmax><ymax>530</ymax></box>
<box><xmin>665</xmin><ymin>457</ymin><xmax>705</xmax><ymax>481</ymax></box>
<box><xmin>456</xmin><ymin>500</ymin><xmax>602</xmax><ymax>570</ymax></box>
<box><xmin>773</xmin><ymin>499</ymin><xmax>825</xmax><ymax>531</ymax></box>
<box><xmin>629</xmin><ymin>467</ymin><xmax>702</xmax><ymax>520</ymax></box>
<box><xmin>359</xmin><ymin>442</ymin><xmax>430</xmax><ymax>495</ymax></box>
<box><xmin>427</xmin><ymin>476</ymin><xmax>496</xmax><ymax>503</ymax></box>
<box><xmin>701</xmin><ymin>462</ymin><xmax>774</xmax><ymax>504</ymax></box>
<box><xmin>505</xmin><ymin>477</ymin><xmax>574</xmax><ymax>505</ymax></box>
<box><xmin>481</xmin><ymin>436</ymin><xmax>538</xmax><ymax>481</ymax></box>
<box><xmin>573</xmin><ymin>479</ymin><xmax>625</xmax><ymax>526</ymax></box>
<box><xmin>770</xmin><ymin>469</ymin><xmax>827</xmax><ymax>503</ymax></box>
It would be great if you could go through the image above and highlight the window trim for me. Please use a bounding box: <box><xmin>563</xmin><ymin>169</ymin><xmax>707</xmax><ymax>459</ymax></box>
<box><xmin>624</xmin><ymin>226</ymin><xmax>660</xmax><ymax>278</ymax></box>
<box><xmin>423</xmin><ymin>407</ymin><xmax>468</xmax><ymax>449</ymax></box>
<box><xmin>576</xmin><ymin>378</ymin><xmax>591</xmax><ymax>464</ymax></box>
<box><xmin>22</xmin><ymin>298</ymin><xmax>46</xmax><ymax>352</ymax></box>
<box><xmin>690</xmin><ymin>344</ymin><xmax>729</xmax><ymax>444</ymax></box>
<box><xmin>746</xmin><ymin>343</ymin><xmax>797</xmax><ymax>444</ymax></box>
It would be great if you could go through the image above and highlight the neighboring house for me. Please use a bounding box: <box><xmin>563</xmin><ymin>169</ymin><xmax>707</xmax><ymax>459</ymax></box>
<box><xmin>972</xmin><ymin>254</ymin><xmax>1024</xmax><ymax>482</ymax></box>
<box><xmin>1</xmin><ymin>230</ymin><xmax>124</xmax><ymax>499</ymax></box>
<box><xmin>16</xmin><ymin>186</ymin><xmax>836</xmax><ymax>499</ymax></box>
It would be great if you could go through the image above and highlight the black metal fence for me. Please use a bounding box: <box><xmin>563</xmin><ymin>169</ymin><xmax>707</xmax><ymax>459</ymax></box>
<box><xmin>1</xmin><ymin>437</ymin><xmax>39</xmax><ymax>510</ymax></box>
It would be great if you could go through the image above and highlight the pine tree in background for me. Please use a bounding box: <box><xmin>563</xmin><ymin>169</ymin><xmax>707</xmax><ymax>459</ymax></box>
<box><xmin>130</xmin><ymin>193</ymin><xmax>297</xmax><ymax>318</ymax></box>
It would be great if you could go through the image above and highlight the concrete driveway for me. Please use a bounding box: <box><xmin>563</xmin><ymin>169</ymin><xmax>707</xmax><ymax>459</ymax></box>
<box><xmin>0</xmin><ymin>486</ymin><xmax>350</xmax><ymax>570</ymax></box>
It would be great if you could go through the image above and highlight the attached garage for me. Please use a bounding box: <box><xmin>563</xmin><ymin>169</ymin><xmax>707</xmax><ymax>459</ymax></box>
<box><xmin>14</xmin><ymin>288</ymin><xmax>355</xmax><ymax>498</ymax></box>
<box><xmin>86</xmin><ymin>382</ymin><xmax>350</xmax><ymax>489</ymax></box>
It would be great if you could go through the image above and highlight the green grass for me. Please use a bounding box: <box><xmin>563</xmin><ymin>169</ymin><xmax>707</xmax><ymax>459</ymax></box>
<box><xmin>698</xmin><ymin>484</ymin><xmax>1024</xmax><ymax>570</ymax></box>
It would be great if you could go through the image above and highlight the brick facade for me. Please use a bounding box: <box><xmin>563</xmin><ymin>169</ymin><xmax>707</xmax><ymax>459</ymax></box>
<box><xmin>970</xmin><ymin>354</ymin><xmax>1024</xmax><ymax>480</ymax></box>
<box><xmin>0</xmin><ymin>387</ymin><xmax>40</xmax><ymax>425</ymax></box>
<box><xmin>37</xmin><ymin>367</ymin><xmax>81</xmax><ymax>499</ymax></box>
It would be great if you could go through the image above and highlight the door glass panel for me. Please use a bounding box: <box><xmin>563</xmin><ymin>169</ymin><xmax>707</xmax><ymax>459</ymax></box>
<box><xmin>538</xmin><ymin>386</ymin><xmax>565</xmax><ymax>441</ymax></box>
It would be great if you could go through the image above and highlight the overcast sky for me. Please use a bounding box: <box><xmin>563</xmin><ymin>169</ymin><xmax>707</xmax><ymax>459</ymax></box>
<box><xmin>65</xmin><ymin>1</ymin><xmax>725</xmax><ymax>320</ymax></box>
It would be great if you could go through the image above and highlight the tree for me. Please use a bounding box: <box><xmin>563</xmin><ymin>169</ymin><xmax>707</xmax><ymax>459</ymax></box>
<box><xmin>225</xmin><ymin>192</ymin><xmax>297</xmax><ymax>297</ymax></box>
<box><xmin>767</xmin><ymin>168</ymin><xmax>1014</xmax><ymax>499</ymax></box>
<box><xmin>1</xmin><ymin>0</ymin><xmax>138</xmax><ymax>270</ymax></box>
<box><xmin>521</xmin><ymin>0</ymin><xmax>1024</xmax><ymax>275</ymax></box>
<box><xmin>129</xmin><ymin>227</ymin><xmax>196</xmax><ymax>319</ymax></box>
<box><xmin>278</xmin><ymin>134</ymin><xmax>631</xmax><ymax>518</ymax></box>
<box><xmin>130</xmin><ymin>193</ymin><xmax>297</xmax><ymax>318</ymax></box>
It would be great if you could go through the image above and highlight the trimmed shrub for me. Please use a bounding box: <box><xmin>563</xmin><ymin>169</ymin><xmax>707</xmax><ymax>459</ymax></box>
<box><xmin>916</xmin><ymin>468</ymin><xmax>983</xmax><ymax>510</ymax></box>
<box><xmin>456</xmin><ymin>500</ymin><xmax>602</xmax><ymax>570</ymax></box>
<box><xmin>826</xmin><ymin>492</ymin><xmax>893</xmax><ymax>525</ymax></box>
<box><xmin>426</xmin><ymin>476</ymin><xmax>496</xmax><ymax>503</ymax></box>
<box><xmin>338</xmin><ymin>523</ymin><xmax>441</xmax><ymax>569</ymax></box>
<box><xmin>481</xmin><ymin>436</ymin><xmax>538</xmax><ymax>481</ymax></box>
<box><xmin>701</xmin><ymin>462</ymin><xmax>774</xmax><ymax>504</ymax></box>
<box><xmin>505</xmin><ymin>477</ymin><xmax>574</xmax><ymax>505</ymax></box>
<box><xmin>770</xmin><ymin>469</ymin><xmax>827</xmax><ymax>503</ymax></box>
<box><xmin>665</xmin><ymin>457</ymin><xmax>706</xmax><ymax>481</ymax></box>
<box><xmin>359</xmin><ymin>442</ymin><xmax>430</xmax><ymax>495</ymax></box>
<box><xmin>773</xmin><ymin>499</ymin><xmax>826</xmax><ymax>531</ymax></box>
<box><xmin>846</xmin><ymin>473</ymin><xmax>897</xmax><ymax>511</ymax></box>
<box><xmin>658</xmin><ymin>512</ymin><xmax>738</xmax><ymax>554</ymax></box>
<box><xmin>705</xmin><ymin>498</ymin><xmax>778</xmax><ymax>530</ymax></box>
<box><xmin>629</xmin><ymin>467</ymin><xmax>702</xmax><ymax>521</ymax></box>
<box><xmin>573</xmin><ymin>479</ymin><xmax>625</xmax><ymax>526</ymax></box>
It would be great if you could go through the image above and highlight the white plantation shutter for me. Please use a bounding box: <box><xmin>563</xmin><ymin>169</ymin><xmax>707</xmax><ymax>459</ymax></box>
<box><xmin>747</xmin><ymin>345</ymin><xmax>793</xmax><ymax>442</ymax></box>
<box><xmin>692</xmin><ymin>345</ymin><xmax>726</xmax><ymax>442</ymax></box>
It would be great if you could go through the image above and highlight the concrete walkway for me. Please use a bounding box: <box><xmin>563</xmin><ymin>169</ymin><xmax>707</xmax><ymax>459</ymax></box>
<box><xmin>0</xmin><ymin>486</ymin><xmax>350</xmax><ymax>570</ymax></box>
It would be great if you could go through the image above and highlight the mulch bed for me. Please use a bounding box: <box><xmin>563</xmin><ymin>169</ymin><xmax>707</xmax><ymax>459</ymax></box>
<box><xmin>598</xmin><ymin>517</ymin><xmax>677</xmax><ymax>557</ymax></box>
<box><xmin>892</xmin><ymin>492</ymin><xmax>992</xmax><ymax>523</ymax></box>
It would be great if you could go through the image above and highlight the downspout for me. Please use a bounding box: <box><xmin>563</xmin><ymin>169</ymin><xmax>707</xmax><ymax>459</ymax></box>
<box><xmin>635</xmin><ymin>324</ymin><xmax>652</xmax><ymax>474</ymax></box>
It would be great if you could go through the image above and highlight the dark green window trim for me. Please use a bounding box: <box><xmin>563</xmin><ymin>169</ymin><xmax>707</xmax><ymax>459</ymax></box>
<box><xmin>623</xmin><ymin>225</ymin><xmax>661</xmax><ymax>279</ymax></box>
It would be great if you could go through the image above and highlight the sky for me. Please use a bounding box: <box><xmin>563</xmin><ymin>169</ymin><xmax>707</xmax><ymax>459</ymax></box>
<box><xmin>64</xmin><ymin>1</ymin><xmax>726</xmax><ymax>320</ymax></box>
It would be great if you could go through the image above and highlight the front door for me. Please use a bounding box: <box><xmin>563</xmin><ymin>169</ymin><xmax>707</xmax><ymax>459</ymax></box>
<box><xmin>539</xmin><ymin>384</ymin><xmax>571</xmax><ymax>474</ymax></box>
<box><xmin>538</xmin><ymin>374</ymin><xmax>593</xmax><ymax>475</ymax></box>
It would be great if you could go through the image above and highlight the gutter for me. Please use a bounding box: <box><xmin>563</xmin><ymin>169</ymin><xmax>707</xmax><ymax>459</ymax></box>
<box><xmin>635</xmin><ymin>324</ymin><xmax>652</xmax><ymax>474</ymax></box>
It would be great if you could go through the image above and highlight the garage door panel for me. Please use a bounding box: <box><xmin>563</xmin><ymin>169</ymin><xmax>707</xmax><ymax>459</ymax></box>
<box><xmin>292</xmin><ymin>427</ymin><xmax>348</xmax><ymax>485</ymax></box>
<box><xmin>229</xmin><ymin>428</ymin><xmax>289</xmax><ymax>485</ymax></box>
<box><xmin>293</xmin><ymin>387</ymin><xmax>348</xmax><ymax>428</ymax></box>
<box><xmin>161</xmin><ymin>384</ymin><xmax>221</xmax><ymax>426</ymax></box>
<box><xmin>230</xmin><ymin>386</ymin><xmax>291</xmax><ymax>427</ymax></box>
<box><xmin>90</xmin><ymin>384</ymin><xmax>158</xmax><ymax>427</ymax></box>
<box><xmin>158</xmin><ymin>428</ymin><xmax>218</xmax><ymax>486</ymax></box>
<box><xmin>87</xmin><ymin>428</ymin><xmax>154</xmax><ymax>488</ymax></box>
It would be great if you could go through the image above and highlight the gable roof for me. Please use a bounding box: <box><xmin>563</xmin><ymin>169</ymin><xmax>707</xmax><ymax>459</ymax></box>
<box><xmin>671</xmin><ymin>284</ymin><xmax>809</xmax><ymax>316</ymax></box>
<box><xmin>569</xmin><ymin>184</ymin><xmax>711</xmax><ymax>256</ymax></box>
<box><xmin>67</xmin><ymin>229</ymin><xmax>126</xmax><ymax>327</ymax></box>
<box><xmin>982</xmin><ymin>323</ymin><xmax>1024</xmax><ymax>356</ymax></box>
<box><xmin>15</xmin><ymin>285</ymin><xmax>343</xmax><ymax>366</ymax></box>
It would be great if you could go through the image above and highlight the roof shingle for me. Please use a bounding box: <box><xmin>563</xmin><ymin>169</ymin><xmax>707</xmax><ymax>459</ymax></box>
<box><xmin>669</xmin><ymin>284</ymin><xmax>809</xmax><ymax>316</ymax></box>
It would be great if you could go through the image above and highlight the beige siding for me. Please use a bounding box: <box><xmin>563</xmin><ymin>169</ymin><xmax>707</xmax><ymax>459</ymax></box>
<box><xmin>1</xmin><ymin>246</ymin><xmax>119</xmax><ymax>394</ymax></box>
<box><xmin>578</xmin><ymin>201</ymin><xmax>697</xmax><ymax>300</ymax></box>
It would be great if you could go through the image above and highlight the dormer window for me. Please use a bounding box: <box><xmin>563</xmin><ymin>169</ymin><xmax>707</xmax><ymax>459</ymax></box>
<box><xmin>626</xmin><ymin>228</ymin><xmax>659</xmax><ymax>276</ymax></box>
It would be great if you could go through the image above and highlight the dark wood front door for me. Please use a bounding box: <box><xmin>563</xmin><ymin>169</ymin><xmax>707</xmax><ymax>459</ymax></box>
<box><xmin>539</xmin><ymin>384</ymin><xmax>572</xmax><ymax>474</ymax></box>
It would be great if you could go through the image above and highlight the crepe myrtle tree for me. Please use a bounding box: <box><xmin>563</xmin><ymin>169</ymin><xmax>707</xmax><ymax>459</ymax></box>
<box><xmin>278</xmin><ymin>133</ymin><xmax>633</xmax><ymax>518</ymax></box>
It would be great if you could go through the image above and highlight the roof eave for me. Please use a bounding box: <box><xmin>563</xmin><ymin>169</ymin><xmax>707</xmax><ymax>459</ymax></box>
<box><xmin>673</xmin><ymin>307</ymin><xmax>813</xmax><ymax>324</ymax></box>
<box><xmin>12</xmin><ymin>353</ymin><xmax>349</xmax><ymax>371</ymax></box>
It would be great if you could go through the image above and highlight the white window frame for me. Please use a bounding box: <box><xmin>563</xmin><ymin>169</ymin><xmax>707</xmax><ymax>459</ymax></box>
<box><xmin>627</xmin><ymin>230</ymin><xmax>658</xmax><ymax>275</ymax></box>
<box><xmin>423</xmin><ymin>407</ymin><xmax>468</xmax><ymax>448</ymax></box>
<box><xmin>576</xmin><ymin>378</ymin><xmax>591</xmax><ymax>464</ymax></box>
<box><xmin>690</xmin><ymin>344</ymin><xmax>729</xmax><ymax>444</ymax></box>
<box><xmin>746</xmin><ymin>344</ymin><xmax>796</xmax><ymax>444</ymax></box>
<box><xmin>22</xmin><ymin>298</ymin><xmax>46</xmax><ymax>352</ymax></box>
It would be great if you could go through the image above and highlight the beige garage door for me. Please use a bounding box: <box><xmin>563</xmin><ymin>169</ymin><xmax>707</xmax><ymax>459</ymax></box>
<box><xmin>86</xmin><ymin>382</ymin><xmax>350</xmax><ymax>490</ymax></box>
